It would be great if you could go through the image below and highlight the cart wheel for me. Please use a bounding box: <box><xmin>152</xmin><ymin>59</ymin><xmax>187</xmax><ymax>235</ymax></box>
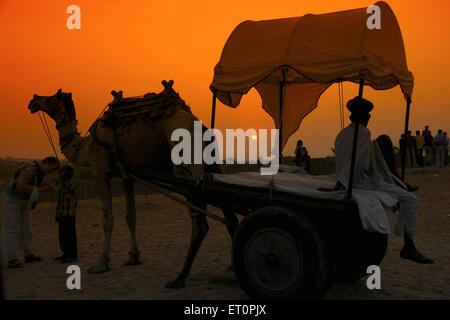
<box><xmin>334</xmin><ymin>230</ymin><xmax>388</xmax><ymax>282</ymax></box>
<box><xmin>232</xmin><ymin>206</ymin><xmax>332</xmax><ymax>299</ymax></box>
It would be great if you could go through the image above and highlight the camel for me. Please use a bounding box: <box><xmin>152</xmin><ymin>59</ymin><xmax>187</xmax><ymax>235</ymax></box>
<box><xmin>27</xmin><ymin>80</ymin><xmax>238</xmax><ymax>288</ymax></box>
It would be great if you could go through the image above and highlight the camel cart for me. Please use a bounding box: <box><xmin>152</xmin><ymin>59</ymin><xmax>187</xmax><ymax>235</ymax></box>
<box><xmin>206</xmin><ymin>1</ymin><xmax>413</xmax><ymax>299</ymax></box>
<box><xmin>125</xmin><ymin>2</ymin><xmax>413</xmax><ymax>299</ymax></box>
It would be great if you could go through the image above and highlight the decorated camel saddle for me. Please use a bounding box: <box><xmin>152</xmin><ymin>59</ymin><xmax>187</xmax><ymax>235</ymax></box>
<box><xmin>90</xmin><ymin>80</ymin><xmax>191</xmax><ymax>133</ymax></box>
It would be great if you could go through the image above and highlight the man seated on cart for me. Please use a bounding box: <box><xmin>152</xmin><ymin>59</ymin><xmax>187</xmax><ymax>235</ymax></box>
<box><xmin>334</xmin><ymin>97</ymin><xmax>433</xmax><ymax>264</ymax></box>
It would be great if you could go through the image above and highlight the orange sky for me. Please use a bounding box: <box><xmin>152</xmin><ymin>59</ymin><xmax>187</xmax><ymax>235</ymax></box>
<box><xmin>0</xmin><ymin>0</ymin><xmax>449</xmax><ymax>159</ymax></box>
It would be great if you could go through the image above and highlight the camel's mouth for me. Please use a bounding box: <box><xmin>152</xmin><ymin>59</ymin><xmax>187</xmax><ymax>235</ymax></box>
<box><xmin>28</xmin><ymin>105</ymin><xmax>38</xmax><ymax>113</ymax></box>
<box><xmin>28</xmin><ymin>100</ymin><xmax>41</xmax><ymax>114</ymax></box>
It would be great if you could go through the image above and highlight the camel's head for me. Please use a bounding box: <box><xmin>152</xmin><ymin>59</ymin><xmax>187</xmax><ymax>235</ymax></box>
<box><xmin>28</xmin><ymin>89</ymin><xmax>76</xmax><ymax>127</ymax></box>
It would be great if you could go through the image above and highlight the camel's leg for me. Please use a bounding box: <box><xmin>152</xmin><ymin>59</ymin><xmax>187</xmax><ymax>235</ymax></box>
<box><xmin>88</xmin><ymin>175</ymin><xmax>113</xmax><ymax>274</ymax></box>
<box><xmin>166</xmin><ymin>201</ymin><xmax>209</xmax><ymax>289</ymax></box>
<box><xmin>222</xmin><ymin>207</ymin><xmax>238</xmax><ymax>241</ymax></box>
<box><xmin>123</xmin><ymin>178</ymin><xmax>141</xmax><ymax>265</ymax></box>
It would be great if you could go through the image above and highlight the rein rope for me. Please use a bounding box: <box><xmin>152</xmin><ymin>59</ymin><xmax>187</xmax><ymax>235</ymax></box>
<box><xmin>36</xmin><ymin>102</ymin><xmax>109</xmax><ymax>163</ymax></box>
<box><xmin>37</xmin><ymin>111</ymin><xmax>59</xmax><ymax>161</ymax></box>
<box><xmin>72</xmin><ymin>105</ymin><xmax>109</xmax><ymax>162</ymax></box>
<box><xmin>82</xmin><ymin>105</ymin><xmax>108</xmax><ymax>138</ymax></box>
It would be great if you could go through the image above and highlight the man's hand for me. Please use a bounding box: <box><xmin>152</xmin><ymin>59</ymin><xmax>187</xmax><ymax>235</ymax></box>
<box><xmin>39</xmin><ymin>184</ymin><xmax>54</xmax><ymax>192</ymax></box>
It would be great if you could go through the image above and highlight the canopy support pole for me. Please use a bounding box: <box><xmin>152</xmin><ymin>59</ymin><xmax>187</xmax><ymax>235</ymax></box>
<box><xmin>347</xmin><ymin>79</ymin><xmax>364</xmax><ymax>200</ymax></box>
<box><xmin>210</xmin><ymin>92</ymin><xmax>217</xmax><ymax>129</ymax></box>
<box><xmin>279</xmin><ymin>69</ymin><xmax>287</xmax><ymax>161</ymax></box>
<box><xmin>401</xmin><ymin>97</ymin><xmax>412</xmax><ymax>180</ymax></box>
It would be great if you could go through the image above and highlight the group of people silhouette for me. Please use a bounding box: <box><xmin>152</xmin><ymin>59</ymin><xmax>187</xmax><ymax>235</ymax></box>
<box><xmin>401</xmin><ymin>126</ymin><xmax>448</xmax><ymax>168</ymax></box>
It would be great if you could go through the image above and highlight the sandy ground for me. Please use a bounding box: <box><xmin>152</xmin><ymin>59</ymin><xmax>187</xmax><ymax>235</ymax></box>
<box><xmin>1</xmin><ymin>166</ymin><xmax>449</xmax><ymax>300</ymax></box>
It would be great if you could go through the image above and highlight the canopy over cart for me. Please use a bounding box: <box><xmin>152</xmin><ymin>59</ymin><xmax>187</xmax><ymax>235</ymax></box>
<box><xmin>210</xmin><ymin>1</ymin><xmax>414</xmax><ymax>197</ymax></box>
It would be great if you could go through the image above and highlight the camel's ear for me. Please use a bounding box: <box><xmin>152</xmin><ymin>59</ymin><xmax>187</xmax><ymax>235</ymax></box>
<box><xmin>33</xmin><ymin>94</ymin><xmax>38</xmax><ymax>98</ymax></box>
<box><xmin>57</xmin><ymin>89</ymin><xmax>62</xmax><ymax>96</ymax></box>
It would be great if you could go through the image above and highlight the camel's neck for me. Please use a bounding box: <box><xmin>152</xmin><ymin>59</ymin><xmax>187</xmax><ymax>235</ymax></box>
<box><xmin>57</xmin><ymin>120</ymin><xmax>89</xmax><ymax>166</ymax></box>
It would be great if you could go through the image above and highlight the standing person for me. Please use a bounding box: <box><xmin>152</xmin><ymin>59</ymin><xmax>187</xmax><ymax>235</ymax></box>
<box><xmin>443</xmin><ymin>132</ymin><xmax>449</xmax><ymax>166</ymax></box>
<box><xmin>405</xmin><ymin>131</ymin><xmax>418</xmax><ymax>168</ymax></box>
<box><xmin>415</xmin><ymin>130</ymin><xmax>425</xmax><ymax>167</ymax></box>
<box><xmin>423</xmin><ymin>131</ymin><xmax>434</xmax><ymax>165</ymax></box>
<box><xmin>422</xmin><ymin>125</ymin><xmax>431</xmax><ymax>137</ymax></box>
<box><xmin>1</xmin><ymin>157</ymin><xmax>59</xmax><ymax>268</ymax></box>
<box><xmin>433</xmin><ymin>129</ymin><xmax>445</xmax><ymax>167</ymax></box>
<box><xmin>55</xmin><ymin>166</ymin><xmax>78</xmax><ymax>263</ymax></box>
<box><xmin>334</xmin><ymin>97</ymin><xmax>433</xmax><ymax>264</ymax></box>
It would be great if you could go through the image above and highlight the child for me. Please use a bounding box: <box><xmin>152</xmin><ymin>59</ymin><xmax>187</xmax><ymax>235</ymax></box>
<box><xmin>55</xmin><ymin>166</ymin><xmax>78</xmax><ymax>263</ymax></box>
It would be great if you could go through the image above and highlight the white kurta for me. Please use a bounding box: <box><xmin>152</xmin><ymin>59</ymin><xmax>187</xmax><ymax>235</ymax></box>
<box><xmin>335</xmin><ymin>123</ymin><xmax>417</xmax><ymax>237</ymax></box>
<box><xmin>335</xmin><ymin>123</ymin><xmax>372</xmax><ymax>189</ymax></box>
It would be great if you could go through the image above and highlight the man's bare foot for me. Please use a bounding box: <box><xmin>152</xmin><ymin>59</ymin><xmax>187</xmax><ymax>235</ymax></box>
<box><xmin>400</xmin><ymin>246</ymin><xmax>434</xmax><ymax>264</ymax></box>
